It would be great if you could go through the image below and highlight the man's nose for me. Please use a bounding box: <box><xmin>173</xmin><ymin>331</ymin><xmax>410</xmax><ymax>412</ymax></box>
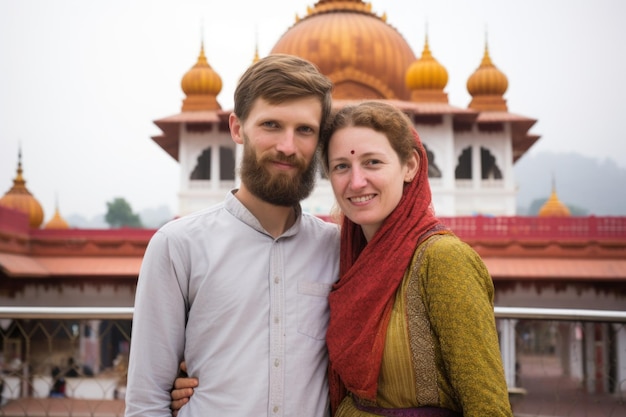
<box><xmin>275</xmin><ymin>130</ymin><xmax>296</xmax><ymax>155</ymax></box>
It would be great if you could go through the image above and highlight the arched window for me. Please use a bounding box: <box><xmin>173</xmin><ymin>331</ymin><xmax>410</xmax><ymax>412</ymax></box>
<box><xmin>190</xmin><ymin>148</ymin><xmax>211</xmax><ymax>180</ymax></box>
<box><xmin>481</xmin><ymin>147</ymin><xmax>502</xmax><ymax>179</ymax></box>
<box><xmin>220</xmin><ymin>146</ymin><xmax>235</xmax><ymax>180</ymax></box>
<box><xmin>424</xmin><ymin>145</ymin><xmax>441</xmax><ymax>178</ymax></box>
<box><xmin>455</xmin><ymin>146</ymin><xmax>472</xmax><ymax>179</ymax></box>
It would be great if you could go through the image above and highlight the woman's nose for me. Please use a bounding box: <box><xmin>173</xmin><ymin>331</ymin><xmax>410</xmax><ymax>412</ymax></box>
<box><xmin>349</xmin><ymin>167</ymin><xmax>367</xmax><ymax>188</ymax></box>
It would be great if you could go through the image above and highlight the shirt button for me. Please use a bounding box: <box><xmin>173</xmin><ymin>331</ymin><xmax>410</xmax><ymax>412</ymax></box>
<box><xmin>273</xmin><ymin>406</ymin><xmax>279</xmax><ymax>413</ymax></box>
<box><xmin>274</xmin><ymin>359</ymin><xmax>280</xmax><ymax>367</ymax></box>
<box><xmin>274</xmin><ymin>316</ymin><xmax>279</xmax><ymax>324</ymax></box>
<box><xmin>274</xmin><ymin>276</ymin><xmax>280</xmax><ymax>284</ymax></box>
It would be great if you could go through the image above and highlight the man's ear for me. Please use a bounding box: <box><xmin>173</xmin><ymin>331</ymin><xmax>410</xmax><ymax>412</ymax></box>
<box><xmin>229</xmin><ymin>113</ymin><xmax>244</xmax><ymax>145</ymax></box>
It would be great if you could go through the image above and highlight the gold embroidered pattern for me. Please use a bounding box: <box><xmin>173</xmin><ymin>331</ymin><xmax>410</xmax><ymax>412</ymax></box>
<box><xmin>406</xmin><ymin>234</ymin><xmax>445</xmax><ymax>405</ymax></box>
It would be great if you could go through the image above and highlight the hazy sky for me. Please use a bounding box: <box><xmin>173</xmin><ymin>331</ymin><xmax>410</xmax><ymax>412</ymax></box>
<box><xmin>1</xmin><ymin>0</ymin><xmax>625</xmax><ymax>220</ymax></box>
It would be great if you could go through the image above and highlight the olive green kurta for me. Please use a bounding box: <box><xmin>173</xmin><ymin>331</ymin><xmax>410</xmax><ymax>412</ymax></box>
<box><xmin>335</xmin><ymin>234</ymin><xmax>513</xmax><ymax>417</ymax></box>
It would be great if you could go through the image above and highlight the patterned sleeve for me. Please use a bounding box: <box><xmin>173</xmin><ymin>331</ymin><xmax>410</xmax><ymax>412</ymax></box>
<box><xmin>420</xmin><ymin>236</ymin><xmax>513</xmax><ymax>417</ymax></box>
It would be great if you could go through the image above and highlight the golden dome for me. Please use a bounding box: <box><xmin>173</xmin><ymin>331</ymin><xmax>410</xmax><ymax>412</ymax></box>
<box><xmin>405</xmin><ymin>35</ymin><xmax>449</xmax><ymax>103</ymax></box>
<box><xmin>271</xmin><ymin>0</ymin><xmax>417</xmax><ymax>100</ymax></box>
<box><xmin>467</xmin><ymin>42</ymin><xmax>509</xmax><ymax>111</ymax></box>
<box><xmin>0</xmin><ymin>150</ymin><xmax>44</xmax><ymax>228</ymax></box>
<box><xmin>181</xmin><ymin>42</ymin><xmax>223</xmax><ymax>111</ymax></box>
<box><xmin>44</xmin><ymin>204</ymin><xmax>70</xmax><ymax>229</ymax></box>
<box><xmin>538</xmin><ymin>183</ymin><xmax>571</xmax><ymax>217</ymax></box>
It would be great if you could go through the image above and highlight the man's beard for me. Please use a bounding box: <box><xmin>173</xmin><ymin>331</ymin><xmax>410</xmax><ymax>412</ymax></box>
<box><xmin>240</xmin><ymin>136</ymin><xmax>317</xmax><ymax>207</ymax></box>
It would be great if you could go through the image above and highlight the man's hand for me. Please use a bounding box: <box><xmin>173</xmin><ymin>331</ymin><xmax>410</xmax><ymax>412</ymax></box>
<box><xmin>170</xmin><ymin>361</ymin><xmax>198</xmax><ymax>417</ymax></box>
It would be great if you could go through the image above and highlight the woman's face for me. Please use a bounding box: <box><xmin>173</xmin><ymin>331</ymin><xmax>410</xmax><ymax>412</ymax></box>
<box><xmin>328</xmin><ymin>126</ymin><xmax>418</xmax><ymax>241</ymax></box>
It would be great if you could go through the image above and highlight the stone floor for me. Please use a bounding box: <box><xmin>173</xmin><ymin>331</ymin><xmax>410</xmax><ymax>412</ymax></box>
<box><xmin>1</xmin><ymin>355</ymin><xmax>624</xmax><ymax>417</ymax></box>
<box><xmin>0</xmin><ymin>398</ymin><xmax>124</xmax><ymax>417</ymax></box>
<box><xmin>512</xmin><ymin>354</ymin><xmax>626</xmax><ymax>417</ymax></box>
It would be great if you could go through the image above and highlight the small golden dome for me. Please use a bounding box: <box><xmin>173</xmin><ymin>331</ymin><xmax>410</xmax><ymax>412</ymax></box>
<box><xmin>272</xmin><ymin>0</ymin><xmax>417</xmax><ymax>100</ymax></box>
<box><xmin>44</xmin><ymin>204</ymin><xmax>70</xmax><ymax>229</ymax></box>
<box><xmin>0</xmin><ymin>150</ymin><xmax>44</xmax><ymax>228</ymax></box>
<box><xmin>181</xmin><ymin>42</ymin><xmax>223</xmax><ymax>111</ymax></box>
<box><xmin>467</xmin><ymin>42</ymin><xmax>509</xmax><ymax>111</ymax></box>
<box><xmin>405</xmin><ymin>35</ymin><xmax>449</xmax><ymax>103</ymax></box>
<box><xmin>538</xmin><ymin>183</ymin><xmax>571</xmax><ymax>217</ymax></box>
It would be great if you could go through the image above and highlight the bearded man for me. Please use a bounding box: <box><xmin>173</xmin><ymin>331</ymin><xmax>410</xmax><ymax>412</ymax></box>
<box><xmin>125</xmin><ymin>54</ymin><xmax>339</xmax><ymax>417</ymax></box>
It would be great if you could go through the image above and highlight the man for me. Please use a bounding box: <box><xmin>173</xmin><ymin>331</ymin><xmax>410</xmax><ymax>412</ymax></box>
<box><xmin>125</xmin><ymin>54</ymin><xmax>339</xmax><ymax>417</ymax></box>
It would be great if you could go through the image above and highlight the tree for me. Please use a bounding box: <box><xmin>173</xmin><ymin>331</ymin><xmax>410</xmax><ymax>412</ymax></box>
<box><xmin>105</xmin><ymin>197</ymin><xmax>143</xmax><ymax>228</ymax></box>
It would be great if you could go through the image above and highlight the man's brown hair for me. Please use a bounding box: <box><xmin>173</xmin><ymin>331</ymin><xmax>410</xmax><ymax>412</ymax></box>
<box><xmin>234</xmin><ymin>54</ymin><xmax>333</xmax><ymax>131</ymax></box>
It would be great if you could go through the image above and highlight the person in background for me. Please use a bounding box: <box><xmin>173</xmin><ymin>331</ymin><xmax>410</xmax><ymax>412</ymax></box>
<box><xmin>125</xmin><ymin>54</ymin><xmax>338</xmax><ymax>417</ymax></box>
<box><xmin>64</xmin><ymin>357</ymin><xmax>79</xmax><ymax>378</ymax></box>
<box><xmin>170</xmin><ymin>101</ymin><xmax>513</xmax><ymax>416</ymax></box>
<box><xmin>49</xmin><ymin>366</ymin><xmax>66</xmax><ymax>398</ymax></box>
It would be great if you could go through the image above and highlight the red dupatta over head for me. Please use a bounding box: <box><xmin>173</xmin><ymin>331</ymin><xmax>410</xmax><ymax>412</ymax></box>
<box><xmin>326</xmin><ymin>129</ymin><xmax>450</xmax><ymax>412</ymax></box>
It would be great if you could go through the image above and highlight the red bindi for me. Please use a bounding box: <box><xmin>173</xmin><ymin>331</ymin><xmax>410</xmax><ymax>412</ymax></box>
<box><xmin>350</xmin><ymin>150</ymin><xmax>355</xmax><ymax>154</ymax></box>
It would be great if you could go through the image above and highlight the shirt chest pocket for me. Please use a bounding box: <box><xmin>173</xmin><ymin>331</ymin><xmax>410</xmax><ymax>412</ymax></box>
<box><xmin>297</xmin><ymin>281</ymin><xmax>332</xmax><ymax>340</ymax></box>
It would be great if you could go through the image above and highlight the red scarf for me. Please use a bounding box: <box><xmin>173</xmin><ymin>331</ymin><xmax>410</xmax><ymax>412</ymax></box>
<box><xmin>326</xmin><ymin>129</ymin><xmax>449</xmax><ymax>412</ymax></box>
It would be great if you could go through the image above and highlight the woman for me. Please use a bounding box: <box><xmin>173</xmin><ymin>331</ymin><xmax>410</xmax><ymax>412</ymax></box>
<box><xmin>171</xmin><ymin>101</ymin><xmax>513</xmax><ymax>416</ymax></box>
<box><xmin>321</xmin><ymin>101</ymin><xmax>512</xmax><ymax>416</ymax></box>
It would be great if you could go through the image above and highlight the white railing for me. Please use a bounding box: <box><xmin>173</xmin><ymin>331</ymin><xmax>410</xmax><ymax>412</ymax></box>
<box><xmin>2</xmin><ymin>305</ymin><xmax>625</xmax><ymax>322</ymax></box>
<box><xmin>494</xmin><ymin>306</ymin><xmax>626</xmax><ymax>322</ymax></box>
<box><xmin>0</xmin><ymin>306</ymin><xmax>625</xmax><ymax>417</ymax></box>
<box><xmin>0</xmin><ymin>307</ymin><xmax>134</xmax><ymax>320</ymax></box>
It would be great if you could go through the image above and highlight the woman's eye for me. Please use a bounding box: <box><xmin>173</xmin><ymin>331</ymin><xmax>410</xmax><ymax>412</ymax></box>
<box><xmin>333</xmin><ymin>163</ymin><xmax>348</xmax><ymax>171</ymax></box>
<box><xmin>366</xmin><ymin>159</ymin><xmax>382</xmax><ymax>166</ymax></box>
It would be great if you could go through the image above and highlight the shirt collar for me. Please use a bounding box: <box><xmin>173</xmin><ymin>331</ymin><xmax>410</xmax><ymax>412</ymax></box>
<box><xmin>225</xmin><ymin>189</ymin><xmax>302</xmax><ymax>239</ymax></box>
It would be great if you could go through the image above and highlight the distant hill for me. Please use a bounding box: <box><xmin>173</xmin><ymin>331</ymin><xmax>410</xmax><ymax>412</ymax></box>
<box><xmin>514</xmin><ymin>152</ymin><xmax>626</xmax><ymax>215</ymax></box>
<box><xmin>65</xmin><ymin>213</ymin><xmax>108</xmax><ymax>229</ymax></box>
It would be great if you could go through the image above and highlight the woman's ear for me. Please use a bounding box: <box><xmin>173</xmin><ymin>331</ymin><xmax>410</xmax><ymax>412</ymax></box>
<box><xmin>229</xmin><ymin>113</ymin><xmax>244</xmax><ymax>145</ymax></box>
<box><xmin>404</xmin><ymin>149</ymin><xmax>420</xmax><ymax>182</ymax></box>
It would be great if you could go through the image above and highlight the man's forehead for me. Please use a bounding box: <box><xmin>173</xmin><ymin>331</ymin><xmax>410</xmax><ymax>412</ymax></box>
<box><xmin>249</xmin><ymin>97</ymin><xmax>323</xmax><ymax>122</ymax></box>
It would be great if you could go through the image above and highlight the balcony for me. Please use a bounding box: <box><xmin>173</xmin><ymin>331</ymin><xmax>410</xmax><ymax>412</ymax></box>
<box><xmin>0</xmin><ymin>307</ymin><xmax>625</xmax><ymax>417</ymax></box>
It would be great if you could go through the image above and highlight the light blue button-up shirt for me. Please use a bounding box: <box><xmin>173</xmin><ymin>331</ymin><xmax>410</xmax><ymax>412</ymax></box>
<box><xmin>126</xmin><ymin>191</ymin><xmax>340</xmax><ymax>417</ymax></box>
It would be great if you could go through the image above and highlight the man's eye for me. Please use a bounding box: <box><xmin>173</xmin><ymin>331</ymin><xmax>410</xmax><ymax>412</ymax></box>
<box><xmin>262</xmin><ymin>121</ymin><xmax>278</xmax><ymax>128</ymax></box>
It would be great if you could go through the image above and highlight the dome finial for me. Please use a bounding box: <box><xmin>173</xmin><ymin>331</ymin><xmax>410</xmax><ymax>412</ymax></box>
<box><xmin>482</xmin><ymin>25</ymin><xmax>493</xmax><ymax>66</ymax></box>
<box><xmin>198</xmin><ymin>20</ymin><xmax>207</xmax><ymax>64</ymax></box>
<box><xmin>11</xmin><ymin>146</ymin><xmax>26</xmax><ymax>190</ymax></box>
<box><xmin>253</xmin><ymin>25</ymin><xmax>261</xmax><ymax>64</ymax></box>
<box><xmin>485</xmin><ymin>24</ymin><xmax>489</xmax><ymax>49</ymax></box>
<box><xmin>16</xmin><ymin>145</ymin><xmax>24</xmax><ymax>183</ymax></box>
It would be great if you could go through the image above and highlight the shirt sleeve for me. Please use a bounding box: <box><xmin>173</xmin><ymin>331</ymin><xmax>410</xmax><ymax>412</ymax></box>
<box><xmin>421</xmin><ymin>236</ymin><xmax>513</xmax><ymax>417</ymax></box>
<box><xmin>125</xmin><ymin>230</ymin><xmax>189</xmax><ymax>417</ymax></box>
